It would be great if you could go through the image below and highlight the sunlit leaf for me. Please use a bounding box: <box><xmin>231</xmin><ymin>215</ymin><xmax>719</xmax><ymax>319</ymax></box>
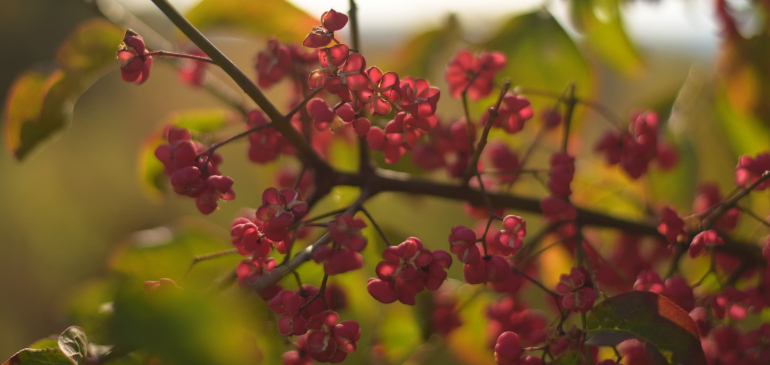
<box><xmin>569</xmin><ymin>0</ymin><xmax>643</xmax><ymax>76</ymax></box>
<box><xmin>714</xmin><ymin>92</ymin><xmax>770</xmax><ymax>157</ymax></box>
<box><xmin>716</xmin><ymin>30</ymin><xmax>770</xmax><ymax>124</ymax></box>
<box><xmin>3</xmin><ymin>327</ymin><xmax>89</xmax><ymax>365</ymax></box>
<box><xmin>57</xmin><ymin>327</ymin><xmax>88</xmax><ymax>365</ymax></box>
<box><xmin>482</xmin><ymin>10</ymin><xmax>592</xmax><ymax>121</ymax></box>
<box><xmin>379</xmin><ymin>304</ymin><xmax>422</xmax><ymax>363</ymax></box>
<box><xmin>388</xmin><ymin>14</ymin><xmax>461</xmax><ymax>78</ymax></box>
<box><xmin>447</xmin><ymin>291</ymin><xmax>496</xmax><ymax>365</ymax></box>
<box><xmin>185</xmin><ymin>0</ymin><xmax>316</xmax><ymax>42</ymax></box>
<box><xmin>108</xmin><ymin>288</ymin><xmax>262</xmax><ymax>365</ymax></box>
<box><xmin>646</xmin><ymin>136</ymin><xmax>697</xmax><ymax>211</ymax></box>
<box><xmin>136</xmin><ymin>109</ymin><xmax>233</xmax><ymax>202</ymax></box>
<box><xmin>109</xmin><ymin>217</ymin><xmax>239</xmax><ymax>289</ymax></box>
<box><xmin>3</xmin><ymin>19</ymin><xmax>123</xmax><ymax>160</ymax></box>
<box><xmin>26</xmin><ymin>339</ymin><xmax>59</xmax><ymax>350</ymax></box>
<box><xmin>586</xmin><ymin>291</ymin><xmax>707</xmax><ymax>365</ymax></box>
<box><xmin>2</xmin><ymin>348</ymin><xmax>74</xmax><ymax>365</ymax></box>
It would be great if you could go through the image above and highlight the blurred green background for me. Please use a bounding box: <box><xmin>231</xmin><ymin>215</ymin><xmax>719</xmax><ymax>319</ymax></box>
<box><xmin>2</xmin><ymin>0</ymin><xmax>770</xmax><ymax>363</ymax></box>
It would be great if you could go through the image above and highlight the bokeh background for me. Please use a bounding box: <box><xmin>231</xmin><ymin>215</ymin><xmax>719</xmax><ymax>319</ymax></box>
<box><xmin>2</xmin><ymin>0</ymin><xmax>769</xmax><ymax>362</ymax></box>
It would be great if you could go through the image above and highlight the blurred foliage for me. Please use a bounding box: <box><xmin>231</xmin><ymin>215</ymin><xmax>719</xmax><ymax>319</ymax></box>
<box><xmin>185</xmin><ymin>0</ymin><xmax>317</xmax><ymax>42</ymax></box>
<box><xmin>3</xmin><ymin>19</ymin><xmax>122</xmax><ymax>160</ymax></box>
<box><xmin>569</xmin><ymin>0</ymin><xmax>643</xmax><ymax>76</ymax></box>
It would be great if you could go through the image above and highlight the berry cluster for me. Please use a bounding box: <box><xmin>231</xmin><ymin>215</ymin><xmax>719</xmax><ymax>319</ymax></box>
<box><xmin>154</xmin><ymin>127</ymin><xmax>235</xmax><ymax>214</ymax></box>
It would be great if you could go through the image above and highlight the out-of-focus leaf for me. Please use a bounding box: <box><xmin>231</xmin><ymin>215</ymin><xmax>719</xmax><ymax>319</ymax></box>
<box><xmin>538</xmin><ymin>234</ymin><xmax>573</xmax><ymax>289</ymax></box>
<box><xmin>550</xmin><ymin>351</ymin><xmax>585</xmax><ymax>365</ymax></box>
<box><xmin>2</xmin><ymin>348</ymin><xmax>74</xmax><ymax>365</ymax></box>
<box><xmin>108</xmin><ymin>287</ymin><xmax>262</xmax><ymax>365</ymax></box>
<box><xmin>66</xmin><ymin>279</ymin><xmax>117</xmax><ymax>345</ymax></box>
<box><xmin>185</xmin><ymin>0</ymin><xmax>316</xmax><ymax>42</ymax></box>
<box><xmin>714</xmin><ymin>92</ymin><xmax>770</xmax><ymax>157</ymax></box>
<box><xmin>569</xmin><ymin>0</ymin><xmax>643</xmax><ymax>76</ymax></box>
<box><xmin>379</xmin><ymin>304</ymin><xmax>422</xmax><ymax>363</ymax></box>
<box><xmin>109</xmin><ymin>218</ymin><xmax>239</xmax><ymax>289</ymax></box>
<box><xmin>3</xmin><ymin>327</ymin><xmax>89</xmax><ymax>365</ymax></box>
<box><xmin>136</xmin><ymin>109</ymin><xmax>233</xmax><ymax>202</ymax></box>
<box><xmin>447</xmin><ymin>291</ymin><xmax>496</xmax><ymax>365</ymax></box>
<box><xmin>389</xmin><ymin>14</ymin><xmax>461</xmax><ymax>77</ymax></box>
<box><xmin>57</xmin><ymin>327</ymin><xmax>88</xmax><ymax>365</ymax></box>
<box><xmin>586</xmin><ymin>291</ymin><xmax>707</xmax><ymax>365</ymax></box>
<box><xmin>3</xmin><ymin>19</ymin><xmax>122</xmax><ymax>160</ymax></box>
<box><xmin>716</xmin><ymin>30</ymin><xmax>770</xmax><ymax>124</ymax></box>
<box><xmin>646</xmin><ymin>136</ymin><xmax>697</xmax><ymax>211</ymax></box>
<box><xmin>482</xmin><ymin>10</ymin><xmax>592</xmax><ymax>119</ymax></box>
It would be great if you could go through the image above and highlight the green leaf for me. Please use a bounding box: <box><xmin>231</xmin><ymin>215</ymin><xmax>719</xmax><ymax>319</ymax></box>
<box><xmin>482</xmin><ymin>11</ymin><xmax>592</xmax><ymax>117</ymax></box>
<box><xmin>57</xmin><ymin>327</ymin><xmax>88</xmax><ymax>365</ymax></box>
<box><xmin>379</xmin><ymin>305</ymin><xmax>422</xmax><ymax>363</ymax></box>
<box><xmin>137</xmin><ymin>109</ymin><xmax>232</xmax><ymax>201</ymax></box>
<box><xmin>586</xmin><ymin>291</ymin><xmax>707</xmax><ymax>365</ymax></box>
<box><xmin>388</xmin><ymin>14</ymin><xmax>461</xmax><ymax>78</ymax></box>
<box><xmin>109</xmin><ymin>218</ymin><xmax>239</xmax><ymax>289</ymax></box>
<box><xmin>3</xmin><ymin>327</ymin><xmax>89</xmax><ymax>365</ymax></box>
<box><xmin>185</xmin><ymin>0</ymin><xmax>317</xmax><ymax>42</ymax></box>
<box><xmin>569</xmin><ymin>0</ymin><xmax>643</xmax><ymax>76</ymax></box>
<box><xmin>26</xmin><ymin>339</ymin><xmax>59</xmax><ymax>351</ymax></box>
<box><xmin>108</xmin><ymin>287</ymin><xmax>263</xmax><ymax>365</ymax></box>
<box><xmin>3</xmin><ymin>19</ymin><xmax>123</xmax><ymax>160</ymax></box>
<box><xmin>3</xmin><ymin>348</ymin><xmax>74</xmax><ymax>365</ymax></box>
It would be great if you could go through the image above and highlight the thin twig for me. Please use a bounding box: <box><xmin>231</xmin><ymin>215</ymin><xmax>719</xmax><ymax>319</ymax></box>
<box><xmin>462</xmin><ymin>79</ymin><xmax>512</xmax><ymax>183</ymax></box>
<box><xmin>145</xmin><ymin>50</ymin><xmax>215</xmax><ymax>64</ymax></box>
<box><xmin>198</xmin><ymin>122</ymin><xmax>274</xmax><ymax>175</ymax></box>
<box><xmin>150</xmin><ymin>0</ymin><xmax>330</xmax><ymax>171</ymax></box>
<box><xmin>183</xmin><ymin>248</ymin><xmax>239</xmax><ymax>278</ymax></box>
<box><xmin>360</xmin><ymin>206</ymin><xmax>391</xmax><ymax>246</ymax></box>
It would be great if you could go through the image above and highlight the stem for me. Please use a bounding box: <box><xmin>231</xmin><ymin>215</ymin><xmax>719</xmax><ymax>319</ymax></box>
<box><xmin>145</xmin><ymin>50</ymin><xmax>216</xmax><ymax>64</ymax></box>
<box><xmin>150</xmin><ymin>0</ymin><xmax>330</xmax><ymax>172</ymax></box>
<box><xmin>251</xmin><ymin>190</ymin><xmax>372</xmax><ymax>291</ymax></box>
<box><xmin>460</xmin><ymin>70</ymin><xmax>485</xmax><ymax>155</ymax></box>
<box><xmin>288</xmin><ymin>207</ymin><xmax>350</xmax><ymax>231</ymax></box>
<box><xmin>299</xmin><ymin>274</ymin><xmax>329</xmax><ymax>311</ymax></box>
<box><xmin>561</xmin><ymin>83</ymin><xmax>576</xmax><ymax>152</ymax></box>
<box><xmin>736</xmin><ymin>204</ymin><xmax>770</xmax><ymax>229</ymax></box>
<box><xmin>198</xmin><ymin>122</ymin><xmax>274</xmax><ymax>175</ymax></box>
<box><xmin>91</xmin><ymin>0</ymin><xmax>249</xmax><ymax>116</ymax></box>
<box><xmin>462</xmin><ymin>79</ymin><xmax>511</xmax><ymax>183</ymax></box>
<box><xmin>511</xmin><ymin>266</ymin><xmax>558</xmax><ymax>298</ymax></box>
<box><xmin>360</xmin><ymin>206</ymin><xmax>391</xmax><ymax>246</ymax></box>
<box><xmin>183</xmin><ymin>248</ymin><xmax>239</xmax><ymax>278</ymax></box>
<box><xmin>516</xmin><ymin>86</ymin><xmax>626</xmax><ymax>130</ymax></box>
<box><xmin>286</xmin><ymin>88</ymin><xmax>323</xmax><ymax>121</ymax></box>
<box><xmin>702</xmin><ymin>171</ymin><xmax>770</xmax><ymax>229</ymax></box>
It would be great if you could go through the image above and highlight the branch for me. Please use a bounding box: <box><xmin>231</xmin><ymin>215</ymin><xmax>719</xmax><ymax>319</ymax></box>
<box><xmin>561</xmin><ymin>83</ymin><xmax>576</xmax><ymax>152</ymax></box>
<box><xmin>92</xmin><ymin>0</ymin><xmax>249</xmax><ymax>115</ymax></box>
<box><xmin>462</xmin><ymin>79</ymin><xmax>511</xmax><ymax>183</ymax></box>
<box><xmin>329</xmin><ymin>169</ymin><xmax>764</xmax><ymax>268</ymax></box>
<box><xmin>251</xmin><ymin>190</ymin><xmax>373</xmax><ymax>291</ymax></box>
<box><xmin>150</xmin><ymin>0</ymin><xmax>330</xmax><ymax>172</ymax></box>
<box><xmin>145</xmin><ymin>50</ymin><xmax>215</xmax><ymax>64</ymax></box>
<box><xmin>198</xmin><ymin>122</ymin><xmax>274</xmax><ymax>175</ymax></box>
<box><xmin>702</xmin><ymin>171</ymin><xmax>770</xmax><ymax>229</ymax></box>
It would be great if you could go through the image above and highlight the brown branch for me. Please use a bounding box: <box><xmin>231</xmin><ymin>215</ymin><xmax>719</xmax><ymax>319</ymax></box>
<box><xmin>150</xmin><ymin>0</ymin><xmax>331</xmax><ymax>173</ymax></box>
<box><xmin>702</xmin><ymin>171</ymin><xmax>770</xmax><ymax>229</ymax></box>
<box><xmin>462</xmin><ymin>79</ymin><xmax>511</xmax><ymax>183</ymax></box>
<box><xmin>145</xmin><ymin>50</ymin><xmax>215</xmax><ymax>64</ymax></box>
